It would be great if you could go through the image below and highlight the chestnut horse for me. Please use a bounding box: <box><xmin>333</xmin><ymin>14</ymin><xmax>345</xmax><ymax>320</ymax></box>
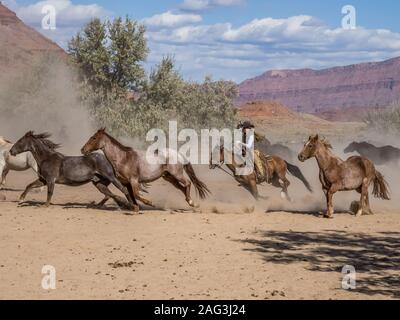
<box><xmin>298</xmin><ymin>135</ymin><xmax>390</xmax><ymax>218</ymax></box>
<box><xmin>81</xmin><ymin>129</ymin><xmax>210</xmax><ymax>212</ymax></box>
<box><xmin>210</xmin><ymin>144</ymin><xmax>312</xmax><ymax>201</ymax></box>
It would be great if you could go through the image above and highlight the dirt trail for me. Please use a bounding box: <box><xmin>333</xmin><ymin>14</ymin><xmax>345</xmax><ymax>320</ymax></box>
<box><xmin>0</xmin><ymin>169</ymin><xmax>399</xmax><ymax>300</ymax></box>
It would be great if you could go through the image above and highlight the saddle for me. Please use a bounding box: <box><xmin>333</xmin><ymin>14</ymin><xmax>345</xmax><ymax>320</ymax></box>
<box><xmin>254</xmin><ymin>150</ymin><xmax>273</xmax><ymax>184</ymax></box>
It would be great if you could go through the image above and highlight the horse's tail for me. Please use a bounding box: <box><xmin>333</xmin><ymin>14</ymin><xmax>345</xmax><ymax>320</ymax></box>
<box><xmin>285</xmin><ymin>161</ymin><xmax>313</xmax><ymax>193</ymax></box>
<box><xmin>184</xmin><ymin>163</ymin><xmax>211</xmax><ymax>199</ymax></box>
<box><xmin>372</xmin><ymin>170</ymin><xmax>390</xmax><ymax>200</ymax></box>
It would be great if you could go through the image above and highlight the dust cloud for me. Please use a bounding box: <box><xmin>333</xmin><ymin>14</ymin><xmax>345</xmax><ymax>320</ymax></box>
<box><xmin>0</xmin><ymin>56</ymin><xmax>94</xmax><ymax>154</ymax></box>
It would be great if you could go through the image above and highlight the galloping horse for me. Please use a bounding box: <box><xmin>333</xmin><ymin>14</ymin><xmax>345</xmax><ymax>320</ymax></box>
<box><xmin>299</xmin><ymin>135</ymin><xmax>390</xmax><ymax>218</ymax></box>
<box><xmin>81</xmin><ymin>128</ymin><xmax>210</xmax><ymax>212</ymax></box>
<box><xmin>10</xmin><ymin>131</ymin><xmax>133</xmax><ymax>209</ymax></box>
<box><xmin>0</xmin><ymin>136</ymin><xmax>39</xmax><ymax>189</ymax></box>
<box><xmin>344</xmin><ymin>141</ymin><xmax>400</xmax><ymax>167</ymax></box>
<box><xmin>210</xmin><ymin>144</ymin><xmax>312</xmax><ymax>201</ymax></box>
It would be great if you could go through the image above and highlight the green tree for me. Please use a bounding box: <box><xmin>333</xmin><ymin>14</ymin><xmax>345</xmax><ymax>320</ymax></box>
<box><xmin>108</xmin><ymin>17</ymin><xmax>148</xmax><ymax>91</ymax></box>
<box><xmin>68</xmin><ymin>18</ymin><xmax>110</xmax><ymax>90</ymax></box>
<box><xmin>69</xmin><ymin>18</ymin><xmax>237</xmax><ymax>139</ymax></box>
<box><xmin>68</xmin><ymin>17</ymin><xmax>148</xmax><ymax>93</ymax></box>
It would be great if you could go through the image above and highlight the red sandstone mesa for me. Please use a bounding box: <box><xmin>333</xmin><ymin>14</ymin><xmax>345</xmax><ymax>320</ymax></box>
<box><xmin>238</xmin><ymin>57</ymin><xmax>400</xmax><ymax>117</ymax></box>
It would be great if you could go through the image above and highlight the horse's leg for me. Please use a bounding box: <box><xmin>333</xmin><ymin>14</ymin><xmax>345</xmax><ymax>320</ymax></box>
<box><xmin>92</xmin><ymin>179</ymin><xmax>138</xmax><ymax>212</ymax></box>
<box><xmin>129</xmin><ymin>178</ymin><xmax>154</xmax><ymax>208</ymax></box>
<box><xmin>19</xmin><ymin>179</ymin><xmax>45</xmax><ymax>204</ymax></box>
<box><xmin>163</xmin><ymin>172</ymin><xmax>196</xmax><ymax>207</ymax></box>
<box><xmin>325</xmin><ymin>187</ymin><xmax>336</xmax><ymax>219</ymax></box>
<box><xmin>42</xmin><ymin>179</ymin><xmax>55</xmax><ymax>207</ymax></box>
<box><xmin>107</xmin><ymin>176</ymin><xmax>137</xmax><ymax>208</ymax></box>
<box><xmin>280</xmin><ymin>177</ymin><xmax>291</xmax><ymax>202</ymax></box>
<box><xmin>91</xmin><ymin>178</ymin><xmax>111</xmax><ymax>207</ymax></box>
<box><xmin>357</xmin><ymin>178</ymin><xmax>372</xmax><ymax>216</ymax></box>
<box><xmin>364</xmin><ymin>191</ymin><xmax>374</xmax><ymax>215</ymax></box>
<box><xmin>0</xmin><ymin>165</ymin><xmax>8</xmax><ymax>188</ymax></box>
<box><xmin>277</xmin><ymin>167</ymin><xmax>291</xmax><ymax>201</ymax></box>
<box><xmin>125</xmin><ymin>183</ymin><xmax>140</xmax><ymax>212</ymax></box>
<box><xmin>319</xmin><ymin>170</ymin><xmax>328</xmax><ymax>195</ymax></box>
<box><xmin>249</xmin><ymin>178</ymin><xmax>261</xmax><ymax>200</ymax></box>
<box><xmin>96</xmin><ymin>195</ymin><xmax>110</xmax><ymax>207</ymax></box>
<box><xmin>29</xmin><ymin>161</ymin><xmax>44</xmax><ymax>192</ymax></box>
<box><xmin>94</xmin><ymin>161</ymin><xmax>138</xmax><ymax>210</ymax></box>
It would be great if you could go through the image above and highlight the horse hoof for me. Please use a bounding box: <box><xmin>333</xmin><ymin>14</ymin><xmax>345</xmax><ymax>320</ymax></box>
<box><xmin>324</xmin><ymin>213</ymin><xmax>334</xmax><ymax>219</ymax></box>
<box><xmin>356</xmin><ymin>209</ymin><xmax>363</xmax><ymax>217</ymax></box>
<box><xmin>133</xmin><ymin>205</ymin><xmax>140</xmax><ymax>213</ymax></box>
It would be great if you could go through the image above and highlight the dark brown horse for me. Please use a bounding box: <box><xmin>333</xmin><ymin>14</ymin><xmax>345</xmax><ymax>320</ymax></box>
<box><xmin>81</xmin><ymin>129</ymin><xmax>210</xmax><ymax>212</ymax></box>
<box><xmin>257</xmin><ymin>139</ymin><xmax>296</xmax><ymax>162</ymax></box>
<box><xmin>210</xmin><ymin>144</ymin><xmax>312</xmax><ymax>201</ymax></box>
<box><xmin>344</xmin><ymin>141</ymin><xmax>400</xmax><ymax>166</ymax></box>
<box><xmin>299</xmin><ymin>135</ymin><xmax>390</xmax><ymax>218</ymax></box>
<box><xmin>9</xmin><ymin>131</ymin><xmax>133</xmax><ymax>209</ymax></box>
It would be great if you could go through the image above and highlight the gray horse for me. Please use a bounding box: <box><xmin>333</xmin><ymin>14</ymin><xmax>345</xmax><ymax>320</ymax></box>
<box><xmin>10</xmin><ymin>131</ymin><xmax>134</xmax><ymax>210</ymax></box>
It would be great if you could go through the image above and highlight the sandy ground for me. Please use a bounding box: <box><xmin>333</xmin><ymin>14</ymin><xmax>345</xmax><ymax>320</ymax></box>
<box><xmin>0</xmin><ymin>165</ymin><xmax>399</xmax><ymax>300</ymax></box>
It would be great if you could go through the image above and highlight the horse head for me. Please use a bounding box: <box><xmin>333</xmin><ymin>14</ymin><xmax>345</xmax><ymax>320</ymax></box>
<box><xmin>299</xmin><ymin>134</ymin><xmax>333</xmax><ymax>162</ymax></box>
<box><xmin>81</xmin><ymin>128</ymin><xmax>107</xmax><ymax>155</ymax></box>
<box><xmin>9</xmin><ymin>132</ymin><xmax>33</xmax><ymax>156</ymax></box>
<box><xmin>344</xmin><ymin>142</ymin><xmax>358</xmax><ymax>154</ymax></box>
<box><xmin>10</xmin><ymin>131</ymin><xmax>59</xmax><ymax>156</ymax></box>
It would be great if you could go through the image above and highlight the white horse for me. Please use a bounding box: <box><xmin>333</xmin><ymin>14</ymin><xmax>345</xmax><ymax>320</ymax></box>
<box><xmin>0</xmin><ymin>136</ymin><xmax>39</xmax><ymax>189</ymax></box>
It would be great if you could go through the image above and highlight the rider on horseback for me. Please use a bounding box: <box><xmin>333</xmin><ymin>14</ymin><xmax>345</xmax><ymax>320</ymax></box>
<box><xmin>235</xmin><ymin>121</ymin><xmax>268</xmax><ymax>183</ymax></box>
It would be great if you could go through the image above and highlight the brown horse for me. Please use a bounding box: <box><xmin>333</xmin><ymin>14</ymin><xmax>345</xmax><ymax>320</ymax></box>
<box><xmin>81</xmin><ymin>129</ymin><xmax>210</xmax><ymax>212</ymax></box>
<box><xmin>210</xmin><ymin>144</ymin><xmax>312</xmax><ymax>201</ymax></box>
<box><xmin>298</xmin><ymin>134</ymin><xmax>390</xmax><ymax>218</ymax></box>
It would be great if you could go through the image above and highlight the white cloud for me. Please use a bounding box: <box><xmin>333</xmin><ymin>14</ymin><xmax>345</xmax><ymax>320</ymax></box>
<box><xmin>181</xmin><ymin>0</ymin><xmax>245</xmax><ymax>11</ymax></box>
<box><xmin>5</xmin><ymin>0</ymin><xmax>400</xmax><ymax>82</ymax></box>
<box><xmin>2</xmin><ymin>0</ymin><xmax>110</xmax><ymax>49</ymax></box>
<box><xmin>5</xmin><ymin>0</ymin><xmax>110</xmax><ymax>27</ymax></box>
<box><xmin>143</xmin><ymin>11</ymin><xmax>202</xmax><ymax>29</ymax></box>
<box><xmin>146</xmin><ymin>15</ymin><xmax>400</xmax><ymax>81</ymax></box>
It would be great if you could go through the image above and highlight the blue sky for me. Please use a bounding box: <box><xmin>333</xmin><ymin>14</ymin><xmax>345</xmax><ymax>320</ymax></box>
<box><xmin>4</xmin><ymin>0</ymin><xmax>400</xmax><ymax>82</ymax></box>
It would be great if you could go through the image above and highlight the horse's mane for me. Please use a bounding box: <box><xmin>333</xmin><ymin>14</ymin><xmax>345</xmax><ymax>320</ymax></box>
<box><xmin>27</xmin><ymin>131</ymin><xmax>61</xmax><ymax>150</ymax></box>
<box><xmin>319</xmin><ymin>138</ymin><xmax>333</xmax><ymax>149</ymax></box>
<box><xmin>103</xmin><ymin>131</ymin><xmax>133</xmax><ymax>152</ymax></box>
